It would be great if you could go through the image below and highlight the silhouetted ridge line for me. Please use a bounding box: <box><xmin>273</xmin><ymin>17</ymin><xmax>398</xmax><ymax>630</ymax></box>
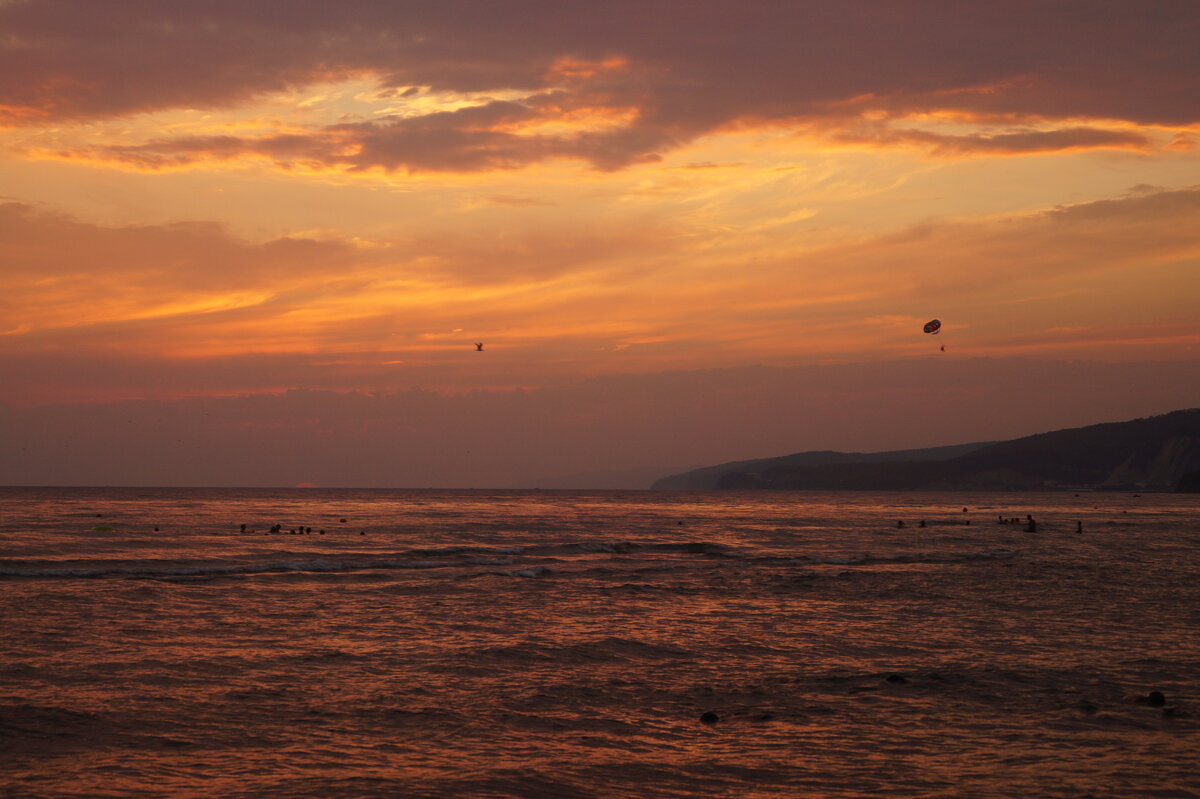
<box><xmin>652</xmin><ymin>409</ymin><xmax>1200</xmax><ymax>492</ymax></box>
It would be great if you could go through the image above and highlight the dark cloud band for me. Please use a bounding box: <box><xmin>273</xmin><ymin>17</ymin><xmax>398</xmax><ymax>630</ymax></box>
<box><xmin>3</xmin><ymin>1</ymin><xmax>1198</xmax><ymax>171</ymax></box>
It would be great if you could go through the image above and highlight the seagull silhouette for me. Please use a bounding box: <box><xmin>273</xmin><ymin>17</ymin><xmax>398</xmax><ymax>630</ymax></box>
<box><xmin>474</xmin><ymin>342</ymin><xmax>484</xmax><ymax>351</ymax></box>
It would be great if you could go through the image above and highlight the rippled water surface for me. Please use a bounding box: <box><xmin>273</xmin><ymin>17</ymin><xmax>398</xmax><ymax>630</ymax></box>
<box><xmin>2</xmin><ymin>487</ymin><xmax>1198</xmax><ymax>798</ymax></box>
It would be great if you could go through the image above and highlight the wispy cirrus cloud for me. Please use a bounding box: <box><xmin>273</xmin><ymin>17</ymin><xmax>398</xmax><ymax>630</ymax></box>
<box><xmin>36</xmin><ymin>115</ymin><xmax>1156</xmax><ymax>175</ymax></box>
<box><xmin>3</xmin><ymin>184</ymin><xmax>1198</xmax><ymax>403</ymax></box>
<box><xmin>829</xmin><ymin>125</ymin><xmax>1152</xmax><ymax>156</ymax></box>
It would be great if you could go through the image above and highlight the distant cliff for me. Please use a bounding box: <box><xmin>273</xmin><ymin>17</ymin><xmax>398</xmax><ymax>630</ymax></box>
<box><xmin>651</xmin><ymin>409</ymin><xmax>1200</xmax><ymax>492</ymax></box>
<box><xmin>651</xmin><ymin>442</ymin><xmax>993</xmax><ymax>489</ymax></box>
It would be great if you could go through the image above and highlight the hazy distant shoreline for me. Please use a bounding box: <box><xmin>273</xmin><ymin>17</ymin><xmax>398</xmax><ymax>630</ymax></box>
<box><xmin>654</xmin><ymin>409</ymin><xmax>1200</xmax><ymax>492</ymax></box>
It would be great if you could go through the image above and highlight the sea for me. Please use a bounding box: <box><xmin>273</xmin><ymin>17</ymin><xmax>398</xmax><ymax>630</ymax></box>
<box><xmin>1</xmin><ymin>487</ymin><xmax>1197</xmax><ymax>798</ymax></box>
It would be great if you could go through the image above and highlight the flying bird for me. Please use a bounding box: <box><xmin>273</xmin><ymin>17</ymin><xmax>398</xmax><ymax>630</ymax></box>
<box><xmin>474</xmin><ymin>342</ymin><xmax>484</xmax><ymax>351</ymax></box>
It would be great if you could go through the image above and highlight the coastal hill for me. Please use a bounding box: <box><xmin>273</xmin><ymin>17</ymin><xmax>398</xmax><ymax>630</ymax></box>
<box><xmin>651</xmin><ymin>409</ymin><xmax>1200</xmax><ymax>492</ymax></box>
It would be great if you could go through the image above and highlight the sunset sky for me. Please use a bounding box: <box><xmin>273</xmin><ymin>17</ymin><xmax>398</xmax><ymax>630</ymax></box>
<box><xmin>2</xmin><ymin>1</ymin><xmax>1199</xmax><ymax>487</ymax></box>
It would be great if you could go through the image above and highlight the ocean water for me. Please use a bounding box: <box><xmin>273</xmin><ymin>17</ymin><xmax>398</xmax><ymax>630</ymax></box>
<box><xmin>1</xmin><ymin>487</ymin><xmax>1197</xmax><ymax>798</ymax></box>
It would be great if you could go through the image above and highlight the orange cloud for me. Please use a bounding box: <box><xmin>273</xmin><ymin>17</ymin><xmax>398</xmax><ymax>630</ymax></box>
<box><xmin>3</xmin><ymin>182</ymin><xmax>1198</xmax><ymax>404</ymax></box>
<box><xmin>829</xmin><ymin>125</ymin><xmax>1151</xmax><ymax>156</ymax></box>
<box><xmin>29</xmin><ymin>98</ymin><xmax>675</xmax><ymax>174</ymax></box>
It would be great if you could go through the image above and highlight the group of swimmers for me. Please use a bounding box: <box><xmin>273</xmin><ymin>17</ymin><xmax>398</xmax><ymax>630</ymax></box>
<box><xmin>998</xmin><ymin>514</ymin><xmax>1038</xmax><ymax>532</ymax></box>
<box><xmin>897</xmin><ymin>512</ymin><xmax>1083</xmax><ymax>534</ymax></box>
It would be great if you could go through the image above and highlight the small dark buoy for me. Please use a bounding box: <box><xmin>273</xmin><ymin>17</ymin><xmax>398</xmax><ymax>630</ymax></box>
<box><xmin>1076</xmin><ymin>700</ymin><xmax>1098</xmax><ymax>715</ymax></box>
<box><xmin>897</xmin><ymin>520</ymin><xmax>905</xmax><ymax>528</ymax></box>
<box><xmin>1147</xmin><ymin>691</ymin><xmax>1166</xmax><ymax>707</ymax></box>
<box><xmin>340</xmin><ymin>518</ymin><xmax>347</xmax><ymax>523</ymax></box>
<box><xmin>699</xmin><ymin>711</ymin><xmax>719</xmax><ymax>724</ymax></box>
<box><xmin>154</xmin><ymin>527</ymin><xmax>159</xmax><ymax>531</ymax></box>
<box><xmin>240</xmin><ymin>524</ymin><xmax>246</xmax><ymax>533</ymax></box>
<box><xmin>962</xmin><ymin>507</ymin><xmax>968</xmax><ymax>513</ymax></box>
<box><xmin>918</xmin><ymin>520</ymin><xmax>925</xmax><ymax>528</ymax></box>
<box><xmin>319</xmin><ymin>530</ymin><xmax>325</xmax><ymax>535</ymax></box>
<box><xmin>96</xmin><ymin>514</ymin><xmax>103</xmax><ymax>518</ymax></box>
<box><xmin>885</xmin><ymin>674</ymin><xmax>908</xmax><ymax>684</ymax></box>
<box><xmin>359</xmin><ymin>530</ymin><xmax>365</xmax><ymax>535</ymax></box>
<box><xmin>1076</xmin><ymin>521</ymin><xmax>1083</xmax><ymax>534</ymax></box>
<box><xmin>677</xmin><ymin>521</ymin><xmax>683</xmax><ymax>525</ymax></box>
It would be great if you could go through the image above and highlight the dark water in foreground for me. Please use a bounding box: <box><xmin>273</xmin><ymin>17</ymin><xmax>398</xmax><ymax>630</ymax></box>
<box><xmin>1</xmin><ymin>488</ymin><xmax>1197</xmax><ymax>798</ymax></box>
